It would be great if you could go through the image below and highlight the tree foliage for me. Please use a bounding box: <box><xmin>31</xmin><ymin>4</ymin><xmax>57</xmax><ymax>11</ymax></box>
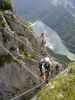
<box><xmin>0</xmin><ymin>0</ymin><xmax>12</xmax><ymax>10</ymax></box>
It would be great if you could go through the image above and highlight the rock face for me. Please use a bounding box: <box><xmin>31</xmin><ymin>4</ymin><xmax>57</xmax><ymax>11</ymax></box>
<box><xmin>0</xmin><ymin>11</ymin><xmax>67</xmax><ymax>100</ymax></box>
<box><xmin>0</xmin><ymin>11</ymin><xmax>40</xmax><ymax>100</ymax></box>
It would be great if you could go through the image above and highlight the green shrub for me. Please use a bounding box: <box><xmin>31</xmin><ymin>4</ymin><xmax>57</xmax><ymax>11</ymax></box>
<box><xmin>32</xmin><ymin>80</ymin><xmax>36</xmax><ymax>85</ymax></box>
<box><xmin>0</xmin><ymin>54</ymin><xmax>13</xmax><ymax>66</ymax></box>
<box><xmin>0</xmin><ymin>0</ymin><xmax>12</xmax><ymax>10</ymax></box>
<box><xmin>0</xmin><ymin>20</ymin><xmax>5</xmax><ymax>27</ymax></box>
<box><xmin>19</xmin><ymin>47</ymin><xmax>29</xmax><ymax>58</ymax></box>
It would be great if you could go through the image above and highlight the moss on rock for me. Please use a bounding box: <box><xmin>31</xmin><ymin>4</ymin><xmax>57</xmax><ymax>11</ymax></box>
<box><xmin>0</xmin><ymin>54</ymin><xmax>13</xmax><ymax>66</ymax></box>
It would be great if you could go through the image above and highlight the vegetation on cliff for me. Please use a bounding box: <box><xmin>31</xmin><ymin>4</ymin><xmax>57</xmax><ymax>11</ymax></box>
<box><xmin>0</xmin><ymin>0</ymin><xmax>12</xmax><ymax>10</ymax></box>
<box><xmin>36</xmin><ymin>62</ymin><xmax>75</xmax><ymax>100</ymax></box>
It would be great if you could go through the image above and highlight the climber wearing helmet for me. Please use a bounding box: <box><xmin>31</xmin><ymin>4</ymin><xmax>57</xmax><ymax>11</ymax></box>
<box><xmin>39</xmin><ymin>56</ymin><xmax>52</xmax><ymax>83</ymax></box>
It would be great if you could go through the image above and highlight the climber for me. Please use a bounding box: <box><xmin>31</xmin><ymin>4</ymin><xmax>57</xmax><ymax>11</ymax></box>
<box><xmin>39</xmin><ymin>56</ymin><xmax>52</xmax><ymax>83</ymax></box>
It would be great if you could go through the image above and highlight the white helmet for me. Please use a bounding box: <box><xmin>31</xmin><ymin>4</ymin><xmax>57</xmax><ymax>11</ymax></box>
<box><xmin>44</xmin><ymin>56</ymin><xmax>53</xmax><ymax>66</ymax></box>
<box><xmin>44</xmin><ymin>57</ymin><xmax>50</xmax><ymax>62</ymax></box>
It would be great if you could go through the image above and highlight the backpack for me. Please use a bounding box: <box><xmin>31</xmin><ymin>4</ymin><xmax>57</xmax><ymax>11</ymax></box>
<box><xmin>44</xmin><ymin>62</ymin><xmax>50</xmax><ymax>72</ymax></box>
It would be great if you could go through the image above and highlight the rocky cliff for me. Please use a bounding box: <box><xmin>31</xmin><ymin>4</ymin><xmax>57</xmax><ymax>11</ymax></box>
<box><xmin>0</xmin><ymin>10</ymin><xmax>41</xmax><ymax>100</ymax></box>
<box><xmin>0</xmin><ymin>10</ymin><xmax>70</xmax><ymax>100</ymax></box>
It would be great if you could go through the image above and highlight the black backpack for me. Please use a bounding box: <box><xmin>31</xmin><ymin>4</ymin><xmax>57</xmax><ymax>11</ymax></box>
<box><xmin>44</xmin><ymin>62</ymin><xmax>50</xmax><ymax>71</ymax></box>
